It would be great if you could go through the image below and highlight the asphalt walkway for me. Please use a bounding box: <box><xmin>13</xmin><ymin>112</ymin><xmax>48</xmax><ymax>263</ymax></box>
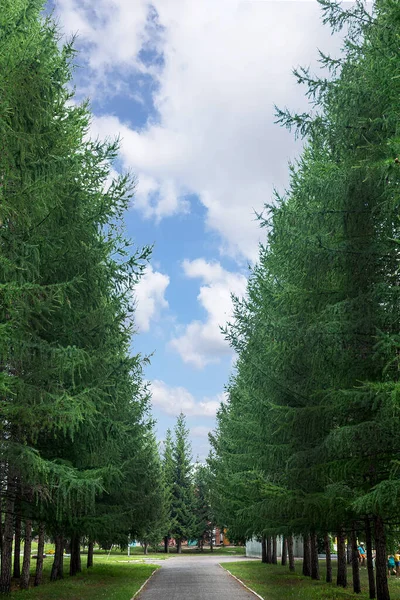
<box><xmin>137</xmin><ymin>554</ymin><xmax>256</xmax><ymax>599</ymax></box>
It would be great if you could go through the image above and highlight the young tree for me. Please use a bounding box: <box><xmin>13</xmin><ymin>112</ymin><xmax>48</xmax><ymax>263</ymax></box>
<box><xmin>162</xmin><ymin>429</ymin><xmax>175</xmax><ymax>553</ymax></box>
<box><xmin>193</xmin><ymin>464</ymin><xmax>215</xmax><ymax>550</ymax></box>
<box><xmin>170</xmin><ymin>414</ymin><xmax>196</xmax><ymax>553</ymax></box>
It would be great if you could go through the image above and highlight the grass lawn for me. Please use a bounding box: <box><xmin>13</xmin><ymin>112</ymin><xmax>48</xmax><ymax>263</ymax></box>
<box><xmin>18</xmin><ymin>542</ymin><xmax>244</xmax><ymax>558</ymax></box>
<box><xmin>222</xmin><ymin>560</ymin><xmax>400</xmax><ymax>600</ymax></box>
<box><xmin>91</xmin><ymin>549</ymin><xmax>168</xmax><ymax>561</ymax></box>
<box><xmin>207</xmin><ymin>545</ymin><xmax>245</xmax><ymax>555</ymax></box>
<box><xmin>11</xmin><ymin>552</ymin><xmax>159</xmax><ymax>599</ymax></box>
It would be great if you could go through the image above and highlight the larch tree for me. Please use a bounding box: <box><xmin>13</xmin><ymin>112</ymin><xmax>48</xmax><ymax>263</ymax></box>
<box><xmin>0</xmin><ymin>0</ymin><xmax>158</xmax><ymax>593</ymax></box>
<box><xmin>210</xmin><ymin>4</ymin><xmax>400</xmax><ymax>600</ymax></box>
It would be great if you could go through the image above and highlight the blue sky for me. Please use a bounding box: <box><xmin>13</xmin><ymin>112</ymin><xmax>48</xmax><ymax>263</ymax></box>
<box><xmin>53</xmin><ymin>0</ymin><xmax>342</xmax><ymax>460</ymax></box>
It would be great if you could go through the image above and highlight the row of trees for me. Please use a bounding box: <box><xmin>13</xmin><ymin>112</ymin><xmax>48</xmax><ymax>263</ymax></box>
<box><xmin>209</xmin><ymin>2</ymin><xmax>400</xmax><ymax>600</ymax></box>
<box><xmin>0</xmin><ymin>0</ymin><xmax>165</xmax><ymax>593</ymax></box>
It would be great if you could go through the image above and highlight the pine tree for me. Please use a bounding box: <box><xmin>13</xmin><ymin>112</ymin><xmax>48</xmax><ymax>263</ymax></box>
<box><xmin>193</xmin><ymin>464</ymin><xmax>215</xmax><ymax>550</ymax></box>
<box><xmin>162</xmin><ymin>429</ymin><xmax>175</xmax><ymax>553</ymax></box>
<box><xmin>171</xmin><ymin>414</ymin><xmax>196</xmax><ymax>553</ymax></box>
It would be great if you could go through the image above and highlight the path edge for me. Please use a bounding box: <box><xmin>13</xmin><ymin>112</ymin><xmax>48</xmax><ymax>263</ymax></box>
<box><xmin>219</xmin><ymin>564</ymin><xmax>264</xmax><ymax>600</ymax></box>
<box><xmin>130</xmin><ymin>565</ymin><xmax>160</xmax><ymax>600</ymax></box>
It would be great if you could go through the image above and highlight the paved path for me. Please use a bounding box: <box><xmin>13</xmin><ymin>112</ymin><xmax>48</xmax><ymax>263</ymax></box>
<box><xmin>137</xmin><ymin>555</ymin><xmax>256</xmax><ymax>600</ymax></box>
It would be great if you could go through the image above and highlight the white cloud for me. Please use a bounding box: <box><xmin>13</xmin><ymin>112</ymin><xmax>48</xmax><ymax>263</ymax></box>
<box><xmin>134</xmin><ymin>265</ymin><xmax>169</xmax><ymax>332</ymax></box>
<box><xmin>191</xmin><ymin>426</ymin><xmax>211</xmax><ymax>438</ymax></box>
<box><xmin>170</xmin><ymin>259</ymin><xmax>247</xmax><ymax>368</ymax></box>
<box><xmin>89</xmin><ymin>115</ymin><xmax>191</xmax><ymax>219</ymax></box>
<box><xmin>55</xmin><ymin>0</ymin><xmax>342</xmax><ymax>260</ymax></box>
<box><xmin>150</xmin><ymin>380</ymin><xmax>222</xmax><ymax>417</ymax></box>
<box><xmin>55</xmin><ymin>0</ymin><xmax>152</xmax><ymax>76</ymax></box>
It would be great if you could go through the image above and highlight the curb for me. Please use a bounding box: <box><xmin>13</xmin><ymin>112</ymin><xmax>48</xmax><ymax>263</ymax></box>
<box><xmin>130</xmin><ymin>566</ymin><xmax>159</xmax><ymax>599</ymax></box>
<box><xmin>219</xmin><ymin>564</ymin><xmax>264</xmax><ymax>600</ymax></box>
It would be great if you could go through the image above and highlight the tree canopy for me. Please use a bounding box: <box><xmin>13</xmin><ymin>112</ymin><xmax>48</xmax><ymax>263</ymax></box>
<box><xmin>0</xmin><ymin>0</ymin><xmax>163</xmax><ymax>592</ymax></box>
<box><xmin>209</xmin><ymin>2</ymin><xmax>400</xmax><ymax>599</ymax></box>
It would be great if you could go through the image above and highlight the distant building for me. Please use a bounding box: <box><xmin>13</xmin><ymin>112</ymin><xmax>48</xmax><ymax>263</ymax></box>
<box><xmin>214</xmin><ymin>527</ymin><xmax>230</xmax><ymax>546</ymax></box>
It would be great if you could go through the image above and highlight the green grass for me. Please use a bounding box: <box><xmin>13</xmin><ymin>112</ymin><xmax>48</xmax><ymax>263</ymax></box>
<box><xmin>18</xmin><ymin>541</ymin><xmax>244</xmax><ymax>558</ymax></box>
<box><xmin>11</xmin><ymin>553</ymin><xmax>159</xmax><ymax>599</ymax></box>
<box><xmin>207</xmin><ymin>545</ymin><xmax>245</xmax><ymax>555</ymax></box>
<box><xmin>91</xmin><ymin>549</ymin><xmax>168</xmax><ymax>561</ymax></box>
<box><xmin>222</xmin><ymin>560</ymin><xmax>400</xmax><ymax>600</ymax></box>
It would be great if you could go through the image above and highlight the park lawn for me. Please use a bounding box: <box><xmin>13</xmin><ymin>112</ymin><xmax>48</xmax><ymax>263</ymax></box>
<box><xmin>204</xmin><ymin>545</ymin><xmax>245</xmax><ymax>555</ymax></box>
<box><xmin>222</xmin><ymin>561</ymin><xmax>400</xmax><ymax>600</ymax></box>
<box><xmin>17</xmin><ymin>543</ymin><xmax>168</xmax><ymax>562</ymax></box>
<box><xmin>20</xmin><ymin>541</ymin><xmax>244</xmax><ymax>559</ymax></box>
<box><xmin>91</xmin><ymin>550</ymin><xmax>168</xmax><ymax>561</ymax></box>
<box><xmin>11</xmin><ymin>555</ymin><xmax>159</xmax><ymax>599</ymax></box>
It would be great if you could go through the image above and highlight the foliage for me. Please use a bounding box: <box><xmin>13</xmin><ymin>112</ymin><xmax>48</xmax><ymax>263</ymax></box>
<box><xmin>0</xmin><ymin>0</ymin><xmax>162</xmax><ymax>593</ymax></box>
<box><xmin>210</xmin><ymin>1</ymin><xmax>400</xmax><ymax>598</ymax></box>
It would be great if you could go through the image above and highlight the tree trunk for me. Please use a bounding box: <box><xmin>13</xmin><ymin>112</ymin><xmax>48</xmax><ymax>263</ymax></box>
<box><xmin>164</xmin><ymin>536</ymin><xmax>169</xmax><ymax>553</ymax></box>
<box><xmin>266</xmin><ymin>536</ymin><xmax>272</xmax><ymax>563</ymax></box>
<box><xmin>0</xmin><ymin>485</ymin><xmax>3</xmax><ymax>559</ymax></box>
<box><xmin>70</xmin><ymin>535</ymin><xmax>81</xmax><ymax>576</ymax></box>
<box><xmin>210</xmin><ymin>534</ymin><xmax>214</xmax><ymax>552</ymax></box>
<box><xmin>0</xmin><ymin>490</ymin><xmax>15</xmax><ymax>593</ymax></box>
<box><xmin>87</xmin><ymin>542</ymin><xmax>94</xmax><ymax>568</ymax></box>
<box><xmin>346</xmin><ymin>536</ymin><xmax>352</xmax><ymax>565</ymax></box>
<box><xmin>20</xmin><ymin>518</ymin><xmax>33</xmax><ymax>589</ymax></box>
<box><xmin>272</xmin><ymin>536</ymin><xmax>277</xmax><ymax>564</ymax></box>
<box><xmin>324</xmin><ymin>533</ymin><xmax>332</xmax><ymax>583</ymax></box>
<box><xmin>336</xmin><ymin>527</ymin><xmax>347</xmax><ymax>588</ymax></box>
<box><xmin>281</xmin><ymin>536</ymin><xmax>288</xmax><ymax>566</ymax></box>
<box><xmin>261</xmin><ymin>536</ymin><xmax>267</xmax><ymax>563</ymax></box>
<box><xmin>302</xmin><ymin>533</ymin><xmax>311</xmax><ymax>577</ymax></box>
<box><xmin>310</xmin><ymin>531</ymin><xmax>320</xmax><ymax>580</ymax></box>
<box><xmin>365</xmin><ymin>517</ymin><xmax>376</xmax><ymax>599</ymax></box>
<box><xmin>76</xmin><ymin>537</ymin><xmax>82</xmax><ymax>573</ymax></box>
<box><xmin>50</xmin><ymin>535</ymin><xmax>64</xmax><ymax>581</ymax></box>
<box><xmin>374</xmin><ymin>516</ymin><xmax>390</xmax><ymax>600</ymax></box>
<box><xmin>13</xmin><ymin>504</ymin><xmax>22</xmax><ymax>579</ymax></box>
<box><xmin>287</xmin><ymin>535</ymin><xmax>295</xmax><ymax>572</ymax></box>
<box><xmin>143</xmin><ymin>543</ymin><xmax>148</xmax><ymax>555</ymax></box>
<box><xmin>177</xmin><ymin>539</ymin><xmax>182</xmax><ymax>554</ymax></box>
<box><xmin>351</xmin><ymin>525</ymin><xmax>361</xmax><ymax>594</ymax></box>
<box><xmin>34</xmin><ymin>522</ymin><xmax>45</xmax><ymax>587</ymax></box>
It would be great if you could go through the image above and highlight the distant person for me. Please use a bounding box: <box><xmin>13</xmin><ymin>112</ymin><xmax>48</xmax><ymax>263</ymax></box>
<box><xmin>388</xmin><ymin>555</ymin><xmax>396</xmax><ymax>576</ymax></box>
<box><xmin>395</xmin><ymin>551</ymin><xmax>400</xmax><ymax>576</ymax></box>
<box><xmin>358</xmin><ymin>544</ymin><xmax>366</xmax><ymax>567</ymax></box>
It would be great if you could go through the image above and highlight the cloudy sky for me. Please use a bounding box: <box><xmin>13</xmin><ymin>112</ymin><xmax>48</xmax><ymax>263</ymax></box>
<box><xmin>53</xmin><ymin>0</ymin><xmax>343</xmax><ymax>460</ymax></box>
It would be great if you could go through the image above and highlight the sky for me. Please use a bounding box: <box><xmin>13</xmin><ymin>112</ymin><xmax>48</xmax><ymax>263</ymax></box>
<box><xmin>52</xmin><ymin>0</ymin><xmax>344</xmax><ymax>460</ymax></box>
